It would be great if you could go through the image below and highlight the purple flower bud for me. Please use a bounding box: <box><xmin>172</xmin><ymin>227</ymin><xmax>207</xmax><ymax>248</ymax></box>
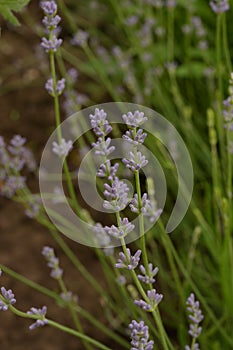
<box><xmin>134</xmin><ymin>289</ymin><xmax>163</xmax><ymax>311</ymax></box>
<box><xmin>129</xmin><ymin>320</ymin><xmax>154</xmax><ymax>350</ymax></box>
<box><xmin>123</xmin><ymin>151</ymin><xmax>148</xmax><ymax>172</ymax></box>
<box><xmin>103</xmin><ymin>178</ymin><xmax>130</xmax><ymax>212</ymax></box>
<box><xmin>27</xmin><ymin>306</ymin><xmax>48</xmax><ymax>330</ymax></box>
<box><xmin>210</xmin><ymin>0</ymin><xmax>230</xmax><ymax>13</ymax></box>
<box><xmin>42</xmin><ymin>246</ymin><xmax>63</xmax><ymax>280</ymax></box>
<box><xmin>137</xmin><ymin>263</ymin><xmax>159</xmax><ymax>284</ymax></box>
<box><xmin>92</xmin><ymin>137</ymin><xmax>115</xmax><ymax>157</ymax></box>
<box><xmin>122</xmin><ymin>110</ymin><xmax>148</xmax><ymax>128</ymax></box>
<box><xmin>130</xmin><ymin>193</ymin><xmax>162</xmax><ymax>223</ymax></box>
<box><xmin>52</xmin><ymin>138</ymin><xmax>73</xmax><ymax>157</ymax></box>
<box><xmin>185</xmin><ymin>293</ymin><xmax>204</xmax><ymax>348</ymax></box>
<box><xmin>40</xmin><ymin>1</ymin><xmax>57</xmax><ymax>15</ymax></box>
<box><xmin>93</xmin><ymin>223</ymin><xmax>111</xmax><ymax>247</ymax></box>
<box><xmin>41</xmin><ymin>36</ymin><xmax>63</xmax><ymax>52</ymax></box>
<box><xmin>71</xmin><ymin>30</ymin><xmax>89</xmax><ymax>46</ymax></box>
<box><xmin>115</xmin><ymin>248</ymin><xmax>141</xmax><ymax>270</ymax></box>
<box><xmin>123</xmin><ymin>128</ymin><xmax>147</xmax><ymax>145</ymax></box>
<box><xmin>105</xmin><ymin>217</ymin><xmax>135</xmax><ymax>239</ymax></box>
<box><xmin>0</xmin><ymin>287</ymin><xmax>16</xmax><ymax>311</ymax></box>
<box><xmin>97</xmin><ymin>160</ymin><xmax>119</xmax><ymax>180</ymax></box>
<box><xmin>89</xmin><ymin>108</ymin><xmax>112</xmax><ymax>137</ymax></box>
<box><xmin>42</xmin><ymin>14</ymin><xmax>61</xmax><ymax>29</ymax></box>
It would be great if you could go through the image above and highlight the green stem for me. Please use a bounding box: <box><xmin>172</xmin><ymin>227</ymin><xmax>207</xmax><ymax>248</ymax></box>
<box><xmin>8</xmin><ymin>305</ymin><xmax>111</xmax><ymax>350</ymax></box>
<box><xmin>57</xmin><ymin>278</ymin><xmax>92</xmax><ymax>350</ymax></box>
<box><xmin>222</xmin><ymin>14</ymin><xmax>232</xmax><ymax>75</ymax></box>
<box><xmin>49</xmin><ymin>50</ymin><xmax>83</xmax><ymax>217</ymax></box>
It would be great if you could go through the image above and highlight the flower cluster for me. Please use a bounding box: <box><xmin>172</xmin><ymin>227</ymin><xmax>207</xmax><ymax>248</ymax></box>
<box><xmin>0</xmin><ymin>270</ymin><xmax>16</xmax><ymax>311</ymax></box>
<box><xmin>71</xmin><ymin>30</ymin><xmax>89</xmax><ymax>46</ymax></box>
<box><xmin>52</xmin><ymin>138</ymin><xmax>73</xmax><ymax>158</ymax></box>
<box><xmin>123</xmin><ymin>151</ymin><xmax>148</xmax><ymax>172</ymax></box>
<box><xmin>103</xmin><ymin>178</ymin><xmax>130</xmax><ymax>211</ymax></box>
<box><xmin>137</xmin><ymin>263</ymin><xmax>159</xmax><ymax>284</ymax></box>
<box><xmin>45</xmin><ymin>77</ymin><xmax>66</xmax><ymax>96</ymax></box>
<box><xmin>105</xmin><ymin>218</ymin><xmax>135</xmax><ymax>239</ymax></box>
<box><xmin>0</xmin><ymin>135</ymin><xmax>36</xmax><ymax>199</ymax></box>
<box><xmin>0</xmin><ymin>287</ymin><xmax>16</xmax><ymax>311</ymax></box>
<box><xmin>210</xmin><ymin>0</ymin><xmax>230</xmax><ymax>13</ymax></box>
<box><xmin>115</xmin><ymin>248</ymin><xmax>142</xmax><ymax>270</ymax></box>
<box><xmin>27</xmin><ymin>306</ymin><xmax>48</xmax><ymax>330</ymax></box>
<box><xmin>134</xmin><ymin>289</ymin><xmax>163</xmax><ymax>311</ymax></box>
<box><xmin>40</xmin><ymin>1</ymin><xmax>62</xmax><ymax>52</ymax></box>
<box><xmin>130</xmin><ymin>193</ymin><xmax>162</xmax><ymax>223</ymax></box>
<box><xmin>129</xmin><ymin>320</ymin><xmax>154</xmax><ymax>350</ymax></box>
<box><xmin>185</xmin><ymin>293</ymin><xmax>204</xmax><ymax>350</ymax></box>
<box><xmin>42</xmin><ymin>246</ymin><xmax>63</xmax><ymax>279</ymax></box>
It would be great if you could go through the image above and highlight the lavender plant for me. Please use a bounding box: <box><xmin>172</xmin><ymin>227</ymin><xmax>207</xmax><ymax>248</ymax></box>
<box><xmin>0</xmin><ymin>0</ymin><xmax>233</xmax><ymax>349</ymax></box>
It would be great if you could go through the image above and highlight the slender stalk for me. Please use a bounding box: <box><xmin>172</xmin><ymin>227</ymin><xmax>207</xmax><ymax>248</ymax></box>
<box><xmin>7</xmin><ymin>305</ymin><xmax>112</xmax><ymax>350</ymax></box>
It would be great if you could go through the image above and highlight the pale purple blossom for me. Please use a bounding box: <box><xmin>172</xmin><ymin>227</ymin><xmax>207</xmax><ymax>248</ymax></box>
<box><xmin>122</xmin><ymin>111</ymin><xmax>148</xmax><ymax>128</ymax></box>
<box><xmin>66</xmin><ymin>68</ymin><xmax>79</xmax><ymax>84</ymax></box>
<box><xmin>45</xmin><ymin>78</ymin><xmax>66</xmax><ymax>95</ymax></box>
<box><xmin>42</xmin><ymin>14</ymin><xmax>61</xmax><ymax>29</ymax></box>
<box><xmin>71</xmin><ymin>30</ymin><xmax>89</xmax><ymax>46</ymax></box>
<box><xmin>129</xmin><ymin>320</ymin><xmax>154</xmax><ymax>350</ymax></box>
<box><xmin>123</xmin><ymin>128</ymin><xmax>147</xmax><ymax>145</ymax></box>
<box><xmin>93</xmin><ymin>223</ymin><xmax>111</xmax><ymax>247</ymax></box>
<box><xmin>134</xmin><ymin>289</ymin><xmax>163</xmax><ymax>311</ymax></box>
<box><xmin>42</xmin><ymin>246</ymin><xmax>63</xmax><ymax>280</ymax></box>
<box><xmin>9</xmin><ymin>135</ymin><xmax>26</xmax><ymax>149</ymax></box>
<box><xmin>186</xmin><ymin>293</ymin><xmax>204</xmax><ymax>339</ymax></box>
<box><xmin>123</xmin><ymin>151</ymin><xmax>148</xmax><ymax>172</ymax></box>
<box><xmin>0</xmin><ymin>175</ymin><xmax>26</xmax><ymax>198</ymax></box>
<box><xmin>166</xmin><ymin>0</ymin><xmax>177</xmax><ymax>8</ymax></box>
<box><xmin>0</xmin><ymin>287</ymin><xmax>16</xmax><ymax>311</ymax></box>
<box><xmin>115</xmin><ymin>248</ymin><xmax>141</xmax><ymax>270</ymax></box>
<box><xmin>89</xmin><ymin>108</ymin><xmax>112</xmax><ymax>137</ymax></box>
<box><xmin>210</xmin><ymin>0</ymin><xmax>229</xmax><ymax>13</ymax></box>
<box><xmin>41</xmin><ymin>36</ymin><xmax>63</xmax><ymax>52</ymax></box>
<box><xmin>92</xmin><ymin>137</ymin><xmax>115</xmax><ymax>157</ymax></box>
<box><xmin>103</xmin><ymin>178</ymin><xmax>130</xmax><ymax>211</ymax></box>
<box><xmin>52</xmin><ymin>138</ymin><xmax>73</xmax><ymax>157</ymax></box>
<box><xmin>40</xmin><ymin>1</ymin><xmax>57</xmax><ymax>16</ymax></box>
<box><xmin>137</xmin><ymin>264</ymin><xmax>159</xmax><ymax>284</ymax></box>
<box><xmin>27</xmin><ymin>306</ymin><xmax>48</xmax><ymax>330</ymax></box>
<box><xmin>130</xmin><ymin>193</ymin><xmax>162</xmax><ymax>222</ymax></box>
<box><xmin>105</xmin><ymin>218</ymin><xmax>134</xmax><ymax>239</ymax></box>
<box><xmin>60</xmin><ymin>291</ymin><xmax>78</xmax><ymax>304</ymax></box>
<box><xmin>97</xmin><ymin>161</ymin><xmax>119</xmax><ymax>180</ymax></box>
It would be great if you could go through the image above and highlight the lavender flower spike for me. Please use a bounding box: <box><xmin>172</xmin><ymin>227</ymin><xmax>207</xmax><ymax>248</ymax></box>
<box><xmin>185</xmin><ymin>293</ymin><xmax>204</xmax><ymax>349</ymax></box>
<box><xmin>0</xmin><ymin>287</ymin><xmax>16</xmax><ymax>311</ymax></box>
<box><xmin>210</xmin><ymin>0</ymin><xmax>229</xmax><ymax>13</ymax></box>
<box><xmin>115</xmin><ymin>248</ymin><xmax>141</xmax><ymax>270</ymax></box>
<box><xmin>122</xmin><ymin>110</ymin><xmax>148</xmax><ymax>128</ymax></box>
<box><xmin>89</xmin><ymin>108</ymin><xmax>112</xmax><ymax>137</ymax></box>
<box><xmin>27</xmin><ymin>306</ymin><xmax>48</xmax><ymax>330</ymax></box>
<box><xmin>129</xmin><ymin>320</ymin><xmax>154</xmax><ymax>350</ymax></box>
<box><xmin>42</xmin><ymin>246</ymin><xmax>63</xmax><ymax>280</ymax></box>
<box><xmin>103</xmin><ymin>177</ymin><xmax>130</xmax><ymax>211</ymax></box>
